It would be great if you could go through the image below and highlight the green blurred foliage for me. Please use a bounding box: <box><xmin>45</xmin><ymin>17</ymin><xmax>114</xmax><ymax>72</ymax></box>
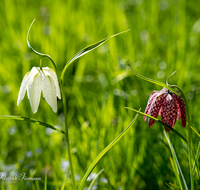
<box><xmin>0</xmin><ymin>0</ymin><xmax>200</xmax><ymax>189</ymax></box>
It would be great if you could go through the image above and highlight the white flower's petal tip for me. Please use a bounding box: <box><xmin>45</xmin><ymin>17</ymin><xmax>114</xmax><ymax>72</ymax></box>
<box><xmin>32</xmin><ymin>108</ymin><xmax>38</xmax><ymax>114</ymax></box>
<box><xmin>17</xmin><ymin>98</ymin><xmax>21</xmax><ymax>106</ymax></box>
<box><xmin>17</xmin><ymin>72</ymin><xmax>33</xmax><ymax>107</ymax></box>
<box><xmin>57</xmin><ymin>89</ymin><xmax>61</xmax><ymax>99</ymax></box>
<box><xmin>53</xmin><ymin>107</ymin><xmax>57</xmax><ymax>113</ymax></box>
<box><xmin>43</xmin><ymin>67</ymin><xmax>61</xmax><ymax>100</ymax></box>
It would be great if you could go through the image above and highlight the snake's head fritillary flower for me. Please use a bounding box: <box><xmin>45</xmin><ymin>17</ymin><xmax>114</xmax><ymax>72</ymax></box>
<box><xmin>17</xmin><ymin>67</ymin><xmax>61</xmax><ymax>113</ymax></box>
<box><xmin>144</xmin><ymin>87</ymin><xmax>186</xmax><ymax>132</ymax></box>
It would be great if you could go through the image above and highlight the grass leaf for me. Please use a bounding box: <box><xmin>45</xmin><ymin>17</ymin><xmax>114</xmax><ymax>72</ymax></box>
<box><xmin>78</xmin><ymin>111</ymin><xmax>139</xmax><ymax>190</ymax></box>
<box><xmin>88</xmin><ymin>169</ymin><xmax>104</xmax><ymax>190</ymax></box>
<box><xmin>61</xmin><ymin>30</ymin><xmax>130</xmax><ymax>82</ymax></box>
<box><xmin>192</xmin><ymin>141</ymin><xmax>200</xmax><ymax>178</ymax></box>
<box><xmin>127</xmin><ymin>64</ymin><xmax>181</xmax><ymax>97</ymax></box>
<box><xmin>0</xmin><ymin>115</ymin><xmax>65</xmax><ymax>134</ymax></box>
<box><xmin>164</xmin><ymin>131</ymin><xmax>188</xmax><ymax>190</ymax></box>
<box><xmin>125</xmin><ymin>107</ymin><xmax>188</xmax><ymax>143</ymax></box>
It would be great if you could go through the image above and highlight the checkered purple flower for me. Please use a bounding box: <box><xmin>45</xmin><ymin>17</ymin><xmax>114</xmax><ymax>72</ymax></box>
<box><xmin>144</xmin><ymin>87</ymin><xmax>186</xmax><ymax>132</ymax></box>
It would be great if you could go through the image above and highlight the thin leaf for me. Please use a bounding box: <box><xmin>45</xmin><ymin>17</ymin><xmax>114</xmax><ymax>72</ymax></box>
<box><xmin>192</xmin><ymin>141</ymin><xmax>200</xmax><ymax>178</ymax></box>
<box><xmin>164</xmin><ymin>131</ymin><xmax>188</xmax><ymax>190</ymax></box>
<box><xmin>165</xmin><ymin>183</ymin><xmax>176</xmax><ymax>190</ymax></box>
<box><xmin>1</xmin><ymin>182</ymin><xmax>5</xmax><ymax>190</ymax></box>
<box><xmin>88</xmin><ymin>169</ymin><xmax>104</xmax><ymax>190</ymax></box>
<box><xmin>78</xmin><ymin>111</ymin><xmax>139</xmax><ymax>190</ymax></box>
<box><xmin>61</xmin><ymin>30</ymin><xmax>130</xmax><ymax>82</ymax></box>
<box><xmin>165</xmin><ymin>182</ymin><xmax>181</xmax><ymax>190</ymax></box>
<box><xmin>125</xmin><ymin>107</ymin><xmax>188</xmax><ymax>143</ymax></box>
<box><xmin>0</xmin><ymin>115</ymin><xmax>65</xmax><ymax>134</ymax></box>
<box><xmin>127</xmin><ymin>64</ymin><xmax>181</xmax><ymax>97</ymax></box>
<box><xmin>44</xmin><ymin>172</ymin><xmax>47</xmax><ymax>190</ymax></box>
<box><xmin>169</xmin><ymin>156</ymin><xmax>177</xmax><ymax>177</ymax></box>
<box><xmin>61</xmin><ymin>180</ymin><xmax>68</xmax><ymax>190</ymax></box>
<box><xmin>190</xmin><ymin>125</ymin><xmax>200</xmax><ymax>138</ymax></box>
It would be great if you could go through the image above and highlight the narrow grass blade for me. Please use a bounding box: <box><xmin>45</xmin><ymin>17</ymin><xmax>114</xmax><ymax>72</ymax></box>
<box><xmin>169</xmin><ymin>156</ymin><xmax>179</xmax><ymax>182</ymax></box>
<box><xmin>165</xmin><ymin>182</ymin><xmax>181</xmax><ymax>190</ymax></box>
<box><xmin>61</xmin><ymin>29</ymin><xmax>130</xmax><ymax>82</ymax></box>
<box><xmin>36</xmin><ymin>180</ymin><xmax>41</xmax><ymax>190</ymax></box>
<box><xmin>1</xmin><ymin>183</ymin><xmax>5</xmax><ymax>190</ymax></box>
<box><xmin>125</xmin><ymin>107</ymin><xmax>188</xmax><ymax>143</ymax></box>
<box><xmin>78</xmin><ymin>111</ymin><xmax>139</xmax><ymax>190</ymax></box>
<box><xmin>0</xmin><ymin>115</ymin><xmax>65</xmax><ymax>134</ymax></box>
<box><xmin>128</xmin><ymin>64</ymin><xmax>181</xmax><ymax>97</ymax></box>
<box><xmin>165</xmin><ymin>183</ymin><xmax>175</xmax><ymax>190</ymax></box>
<box><xmin>164</xmin><ymin>131</ymin><xmax>188</xmax><ymax>190</ymax></box>
<box><xmin>44</xmin><ymin>172</ymin><xmax>47</xmax><ymax>190</ymax></box>
<box><xmin>88</xmin><ymin>169</ymin><xmax>104</xmax><ymax>190</ymax></box>
<box><xmin>192</xmin><ymin>141</ymin><xmax>200</xmax><ymax>178</ymax></box>
<box><xmin>61</xmin><ymin>181</ymin><xmax>67</xmax><ymax>190</ymax></box>
<box><xmin>190</xmin><ymin>125</ymin><xmax>200</xmax><ymax>138</ymax></box>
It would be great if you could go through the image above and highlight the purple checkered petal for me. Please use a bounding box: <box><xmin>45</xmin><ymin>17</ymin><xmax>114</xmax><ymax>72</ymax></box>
<box><xmin>148</xmin><ymin>93</ymin><xmax>168</xmax><ymax>127</ymax></box>
<box><xmin>161</xmin><ymin>94</ymin><xmax>177</xmax><ymax>132</ymax></box>
<box><xmin>174</xmin><ymin>94</ymin><xmax>186</xmax><ymax>127</ymax></box>
<box><xmin>171</xmin><ymin>93</ymin><xmax>181</xmax><ymax>120</ymax></box>
<box><xmin>144</xmin><ymin>87</ymin><xmax>187</xmax><ymax>132</ymax></box>
<box><xmin>160</xmin><ymin>87</ymin><xmax>168</xmax><ymax>93</ymax></box>
<box><xmin>144</xmin><ymin>91</ymin><xmax>159</xmax><ymax>121</ymax></box>
<box><xmin>143</xmin><ymin>88</ymin><xmax>168</xmax><ymax>121</ymax></box>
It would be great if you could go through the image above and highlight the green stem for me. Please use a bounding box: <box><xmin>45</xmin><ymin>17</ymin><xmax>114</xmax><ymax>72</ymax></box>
<box><xmin>27</xmin><ymin>19</ymin><xmax>59</xmax><ymax>77</ymax></box>
<box><xmin>170</xmin><ymin>85</ymin><xmax>193</xmax><ymax>190</ymax></box>
<box><xmin>61</xmin><ymin>84</ymin><xmax>76</xmax><ymax>190</ymax></box>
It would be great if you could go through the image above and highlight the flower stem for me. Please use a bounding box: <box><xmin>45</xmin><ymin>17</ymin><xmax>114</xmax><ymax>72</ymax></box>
<box><xmin>170</xmin><ymin>85</ymin><xmax>194</xmax><ymax>190</ymax></box>
<box><xmin>61</xmin><ymin>85</ymin><xmax>76</xmax><ymax>190</ymax></box>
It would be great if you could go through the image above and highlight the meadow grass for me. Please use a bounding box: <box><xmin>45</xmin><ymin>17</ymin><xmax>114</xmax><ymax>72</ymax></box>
<box><xmin>0</xmin><ymin>0</ymin><xmax>200</xmax><ymax>189</ymax></box>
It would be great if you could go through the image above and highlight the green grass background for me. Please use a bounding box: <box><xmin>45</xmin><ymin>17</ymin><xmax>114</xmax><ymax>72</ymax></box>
<box><xmin>0</xmin><ymin>0</ymin><xmax>200</xmax><ymax>189</ymax></box>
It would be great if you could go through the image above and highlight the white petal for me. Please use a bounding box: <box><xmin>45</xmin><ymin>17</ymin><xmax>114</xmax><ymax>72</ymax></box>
<box><xmin>27</xmin><ymin>71</ymin><xmax>42</xmax><ymax>113</ymax></box>
<box><xmin>17</xmin><ymin>67</ymin><xmax>39</xmax><ymax>106</ymax></box>
<box><xmin>42</xmin><ymin>72</ymin><xmax>57</xmax><ymax>112</ymax></box>
<box><xmin>43</xmin><ymin>67</ymin><xmax>61</xmax><ymax>99</ymax></box>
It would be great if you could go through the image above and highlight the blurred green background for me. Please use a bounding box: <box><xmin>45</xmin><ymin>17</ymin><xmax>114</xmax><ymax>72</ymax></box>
<box><xmin>0</xmin><ymin>0</ymin><xmax>200</xmax><ymax>189</ymax></box>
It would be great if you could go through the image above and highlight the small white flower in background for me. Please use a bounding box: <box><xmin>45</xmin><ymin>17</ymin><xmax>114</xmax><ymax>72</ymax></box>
<box><xmin>17</xmin><ymin>67</ymin><xmax>61</xmax><ymax>113</ymax></box>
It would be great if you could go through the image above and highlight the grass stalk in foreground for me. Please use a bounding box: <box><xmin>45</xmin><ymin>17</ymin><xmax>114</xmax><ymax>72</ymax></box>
<box><xmin>61</xmin><ymin>86</ymin><xmax>76</xmax><ymax>190</ymax></box>
<box><xmin>78</xmin><ymin>111</ymin><xmax>139</xmax><ymax>190</ymax></box>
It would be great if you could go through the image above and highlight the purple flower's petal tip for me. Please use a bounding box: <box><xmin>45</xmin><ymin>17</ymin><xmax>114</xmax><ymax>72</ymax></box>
<box><xmin>164</xmin><ymin>127</ymin><xmax>171</xmax><ymax>132</ymax></box>
<box><xmin>148</xmin><ymin>119</ymin><xmax>156</xmax><ymax>127</ymax></box>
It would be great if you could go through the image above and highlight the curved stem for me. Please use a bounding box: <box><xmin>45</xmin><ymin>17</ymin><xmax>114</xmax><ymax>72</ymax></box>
<box><xmin>61</xmin><ymin>84</ymin><xmax>76</xmax><ymax>189</ymax></box>
<box><xmin>166</xmin><ymin>70</ymin><xmax>177</xmax><ymax>86</ymax></box>
<box><xmin>27</xmin><ymin>19</ymin><xmax>59</xmax><ymax>77</ymax></box>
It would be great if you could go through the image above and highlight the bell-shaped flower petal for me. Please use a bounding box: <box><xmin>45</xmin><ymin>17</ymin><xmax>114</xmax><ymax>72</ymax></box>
<box><xmin>17</xmin><ymin>67</ymin><xmax>61</xmax><ymax>113</ymax></box>
<box><xmin>27</xmin><ymin>71</ymin><xmax>42</xmax><ymax>113</ymax></box>
<box><xmin>17</xmin><ymin>67</ymin><xmax>39</xmax><ymax>106</ymax></box>
<box><xmin>42</xmin><ymin>67</ymin><xmax>61</xmax><ymax>99</ymax></box>
<box><xmin>143</xmin><ymin>87</ymin><xmax>186</xmax><ymax>132</ymax></box>
<box><xmin>161</xmin><ymin>94</ymin><xmax>177</xmax><ymax>132</ymax></box>
<box><xmin>42</xmin><ymin>71</ymin><xmax>57</xmax><ymax>113</ymax></box>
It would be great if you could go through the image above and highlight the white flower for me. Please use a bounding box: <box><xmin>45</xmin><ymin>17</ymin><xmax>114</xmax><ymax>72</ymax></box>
<box><xmin>17</xmin><ymin>67</ymin><xmax>61</xmax><ymax>113</ymax></box>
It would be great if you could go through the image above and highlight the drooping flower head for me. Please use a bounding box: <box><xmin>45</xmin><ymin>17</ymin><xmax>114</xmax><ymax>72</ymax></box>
<box><xmin>17</xmin><ymin>67</ymin><xmax>61</xmax><ymax>113</ymax></box>
<box><xmin>144</xmin><ymin>87</ymin><xmax>186</xmax><ymax>132</ymax></box>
